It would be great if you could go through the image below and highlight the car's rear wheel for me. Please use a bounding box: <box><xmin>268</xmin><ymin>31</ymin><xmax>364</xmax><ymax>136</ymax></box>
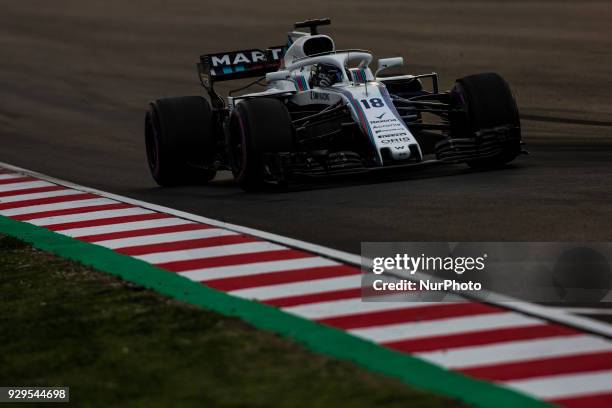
<box><xmin>145</xmin><ymin>96</ymin><xmax>216</xmax><ymax>186</ymax></box>
<box><xmin>228</xmin><ymin>98</ymin><xmax>293</xmax><ymax>192</ymax></box>
<box><xmin>449</xmin><ymin>72</ymin><xmax>522</xmax><ymax>169</ymax></box>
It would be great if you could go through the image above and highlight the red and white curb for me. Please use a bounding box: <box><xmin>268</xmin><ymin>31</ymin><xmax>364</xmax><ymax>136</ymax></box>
<box><xmin>1</xmin><ymin>164</ymin><xmax>611</xmax><ymax>407</ymax></box>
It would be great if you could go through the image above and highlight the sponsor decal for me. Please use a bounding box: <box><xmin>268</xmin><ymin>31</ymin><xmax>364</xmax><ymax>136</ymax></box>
<box><xmin>372</xmin><ymin>123</ymin><xmax>397</xmax><ymax>129</ymax></box>
<box><xmin>377</xmin><ymin>132</ymin><xmax>408</xmax><ymax>139</ymax></box>
<box><xmin>211</xmin><ymin>51</ymin><xmax>265</xmax><ymax>67</ymax></box>
<box><xmin>370</xmin><ymin>118</ymin><xmax>398</xmax><ymax>124</ymax></box>
<box><xmin>209</xmin><ymin>47</ymin><xmax>285</xmax><ymax>68</ymax></box>
<box><xmin>375</xmin><ymin>127</ymin><xmax>406</xmax><ymax>134</ymax></box>
<box><xmin>309</xmin><ymin>91</ymin><xmax>330</xmax><ymax>101</ymax></box>
<box><xmin>381</xmin><ymin>137</ymin><xmax>411</xmax><ymax>144</ymax></box>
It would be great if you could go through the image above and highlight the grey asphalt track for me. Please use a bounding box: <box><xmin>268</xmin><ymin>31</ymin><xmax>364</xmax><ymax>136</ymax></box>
<box><xmin>1</xmin><ymin>1</ymin><xmax>611</xmax><ymax>317</ymax></box>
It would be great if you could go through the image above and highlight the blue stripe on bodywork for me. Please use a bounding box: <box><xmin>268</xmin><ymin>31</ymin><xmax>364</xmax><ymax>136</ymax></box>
<box><xmin>378</xmin><ymin>83</ymin><xmax>407</xmax><ymax>125</ymax></box>
<box><xmin>293</xmin><ymin>75</ymin><xmax>308</xmax><ymax>91</ymax></box>
<box><xmin>328</xmin><ymin>88</ymin><xmax>381</xmax><ymax>165</ymax></box>
<box><xmin>299</xmin><ymin>76</ymin><xmax>309</xmax><ymax>90</ymax></box>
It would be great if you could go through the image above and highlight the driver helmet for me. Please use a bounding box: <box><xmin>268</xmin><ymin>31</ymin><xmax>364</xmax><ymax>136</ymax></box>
<box><xmin>311</xmin><ymin>63</ymin><xmax>343</xmax><ymax>88</ymax></box>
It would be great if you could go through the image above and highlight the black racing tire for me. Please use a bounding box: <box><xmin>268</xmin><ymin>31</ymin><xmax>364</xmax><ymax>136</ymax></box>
<box><xmin>145</xmin><ymin>96</ymin><xmax>216</xmax><ymax>186</ymax></box>
<box><xmin>228</xmin><ymin>98</ymin><xmax>293</xmax><ymax>192</ymax></box>
<box><xmin>449</xmin><ymin>72</ymin><xmax>521</xmax><ymax>169</ymax></box>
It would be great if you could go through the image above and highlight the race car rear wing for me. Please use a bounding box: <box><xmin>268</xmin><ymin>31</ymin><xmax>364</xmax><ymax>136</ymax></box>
<box><xmin>198</xmin><ymin>46</ymin><xmax>286</xmax><ymax>87</ymax></box>
<box><xmin>197</xmin><ymin>46</ymin><xmax>287</xmax><ymax>109</ymax></box>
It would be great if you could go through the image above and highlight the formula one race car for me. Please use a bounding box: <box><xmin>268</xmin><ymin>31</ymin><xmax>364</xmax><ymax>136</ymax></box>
<box><xmin>145</xmin><ymin>18</ymin><xmax>524</xmax><ymax>191</ymax></box>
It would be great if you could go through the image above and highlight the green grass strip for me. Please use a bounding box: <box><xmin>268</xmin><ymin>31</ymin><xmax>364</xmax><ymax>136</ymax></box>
<box><xmin>0</xmin><ymin>215</ymin><xmax>551</xmax><ymax>408</ymax></box>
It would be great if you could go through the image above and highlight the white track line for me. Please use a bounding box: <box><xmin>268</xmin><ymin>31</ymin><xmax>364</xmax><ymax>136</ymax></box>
<box><xmin>30</xmin><ymin>207</ymin><xmax>153</xmax><ymax>226</ymax></box>
<box><xmin>417</xmin><ymin>335</ymin><xmax>612</xmax><ymax>370</ymax></box>
<box><xmin>0</xmin><ymin>189</ymin><xmax>82</xmax><ymax>203</ymax></box>
<box><xmin>285</xmin><ymin>297</ymin><xmax>453</xmax><ymax>319</ymax></box>
<box><xmin>0</xmin><ymin>180</ymin><xmax>54</xmax><ymax>192</ymax></box>
<box><xmin>96</xmin><ymin>228</ymin><xmax>237</xmax><ymax>249</ymax></box>
<box><xmin>505</xmin><ymin>369</ymin><xmax>612</xmax><ymax>400</ymax></box>
<box><xmin>179</xmin><ymin>257</ymin><xmax>339</xmax><ymax>281</ymax></box>
<box><xmin>135</xmin><ymin>241</ymin><xmax>287</xmax><ymax>264</ymax></box>
<box><xmin>351</xmin><ymin>312</ymin><xmax>543</xmax><ymax>343</ymax></box>
<box><xmin>58</xmin><ymin>217</ymin><xmax>193</xmax><ymax>237</ymax></box>
<box><xmin>229</xmin><ymin>275</ymin><xmax>360</xmax><ymax>300</ymax></box>
<box><xmin>0</xmin><ymin>173</ymin><xmax>23</xmax><ymax>180</ymax></box>
<box><xmin>1</xmin><ymin>160</ymin><xmax>611</xmax><ymax>338</ymax></box>
<box><xmin>556</xmin><ymin>307</ymin><xmax>612</xmax><ymax>315</ymax></box>
<box><xmin>0</xmin><ymin>198</ymin><xmax>116</xmax><ymax>217</ymax></box>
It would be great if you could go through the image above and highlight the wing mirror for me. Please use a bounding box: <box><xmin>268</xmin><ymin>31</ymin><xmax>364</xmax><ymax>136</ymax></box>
<box><xmin>375</xmin><ymin>57</ymin><xmax>404</xmax><ymax>76</ymax></box>
<box><xmin>266</xmin><ymin>70</ymin><xmax>290</xmax><ymax>83</ymax></box>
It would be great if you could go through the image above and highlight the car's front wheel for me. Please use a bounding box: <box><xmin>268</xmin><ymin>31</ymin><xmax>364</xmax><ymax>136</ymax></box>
<box><xmin>449</xmin><ymin>72</ymin><xmax>522</xmax><ymax>169</ymax></box>
<box><xmin>228</xmin><ymin>98</ymin><xmax>293</xmax><ymax>192</ymax></box>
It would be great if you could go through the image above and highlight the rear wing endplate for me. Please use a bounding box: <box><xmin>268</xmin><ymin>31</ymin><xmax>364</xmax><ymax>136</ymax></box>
<box><xmin>198</xmin><ymin>46</ymin><xmax>286</xmax><ymax>89</ymax></box>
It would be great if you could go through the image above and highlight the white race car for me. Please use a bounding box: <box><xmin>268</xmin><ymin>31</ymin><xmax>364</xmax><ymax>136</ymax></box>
<box><xmin>145</xmin><ymin>18</ymin><xmax>524</xmax><ymax>191</ymax></box>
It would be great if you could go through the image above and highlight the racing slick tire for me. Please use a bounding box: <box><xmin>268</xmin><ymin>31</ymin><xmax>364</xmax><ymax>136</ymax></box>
<box><xmin>145</xmin><ymin>96</ymin><xmax>216</xmax><ymax>186</ymax></box>
<box><xmin>228</xmin><ymin>98</ymin><xmax>293</xmax><ymax>192</ymax></box>
<box><xmin>449</xmin><ymin>73</ymin><xmax>521</xmax><ymax>169</ymax></box>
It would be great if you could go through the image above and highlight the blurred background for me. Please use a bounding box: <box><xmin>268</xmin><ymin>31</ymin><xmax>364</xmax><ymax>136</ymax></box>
<box><xmin>1</xmin><ymin>1</ymin><xmax>610</xmax><ymax>173</ymax></box>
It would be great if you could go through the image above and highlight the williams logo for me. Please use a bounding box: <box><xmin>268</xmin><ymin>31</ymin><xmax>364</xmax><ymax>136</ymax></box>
<box><xmin>375</xmin><ymin>112</ymin><xmax>386</xmax><ymax>119</ymax></box>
